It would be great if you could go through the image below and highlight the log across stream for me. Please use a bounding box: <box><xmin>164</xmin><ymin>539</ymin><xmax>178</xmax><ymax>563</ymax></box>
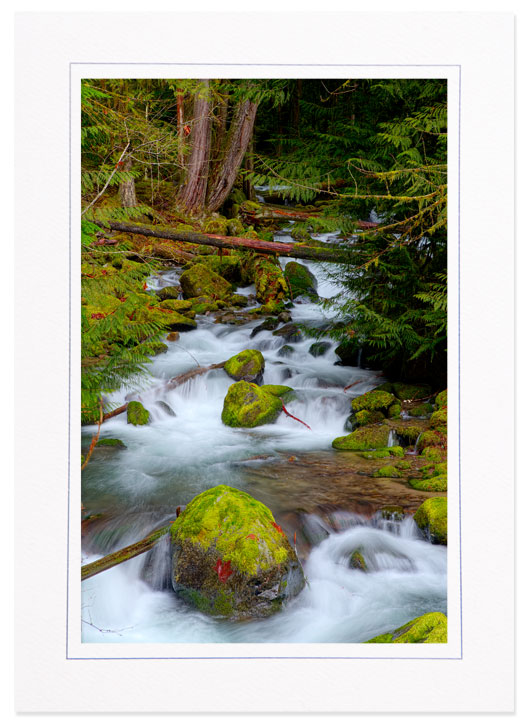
<box><xmin>81</xmin><ymin>231</ymin><xmax>447</xmax><ymax>643</ymax></box>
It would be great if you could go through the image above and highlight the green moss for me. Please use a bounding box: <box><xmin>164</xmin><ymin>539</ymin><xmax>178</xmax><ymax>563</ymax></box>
<box><xmin>349</xmin><ymin>550</ymin><xmax>367</xmax><ymax>571</ymax></box>
<box><xmin>418</xmin><ymin>430</ymin><xmax>446</xmax><ymax>450</ymax></box>
<box><xmin>392</xmin><ymin>383</ymin><xmax>432</xmax><ymax>401</ymax></box>
<box><xmin>373</xmin><ymin>465</ymin><xmax>402</xmax><ymax>478</ymax></box>
<box><xmin>179</xmin><ymin>262</ymin><xmax>232</xmax><ymax>299</ymax></box>
<box><xmin>410</xmin><ymin>402</ymin><xmax>434</xmax><ymax>417</ymax></box>
<box><xmin>351</xmin><ymin>390</ymin><xmax>395</xmax><ymax>413</ymax></box>
<box><xmin>414</xmin><ymin>497</ymin><xmax>447</xmax><ymax>544</ymax></box>
<box><xmin>222</xmin><ymin>381</ymin><xmax>283</xmax><ymax>428</ymax></box>
<box><xmin>387</xmin><ymin>403</ymin><xmax>402</xmax><ymax>418</ymax></box>
<box><xmin>332</xmin><ymin>425</ymin><xmax>391</xmax><ymax>451</ymax></box>
<box><xmin>96</xmin><ymin>438</ymin><xmax>126</xmax><ymax>448</ymax></box>
<box><xmin>283</xmin><ymin>261</ymin><xmax>318</xmax><ymax>299</ymax></box>
<box><xmin>156</xmin><ymin>286</ymin><xmax>182</xmax><ymax>301</ymax></box>
<box><xmin>409</xmin><ymin>474</ymin><xmax>447</xmax><ymax>492</ymax></box>
<box><xmin>156</xmin><ymin>298</ymin><xmax>193</xmax><ymax>312</ymax></box>
<box><xmin>203</xmin><ymin>215</ymin><xmax>229</xmax><ymax>236</ymax></box>
<box><xmin>379</xmin><ymin>506</ymin><xmax>404</xmax><ymax>521</ymax></box>
<box><xmin>435</xmin><ymin>389</ymin><xmax>447</xmax><ymax>409</ymax></box>
<box><xmin>355</xmin><ymin>409</ymin><xmax>385</xmax><ymax>427</ymax></box>
<box><xmin>171</xmin><ymin>485</ymin><xmax>291</xmax><ymax>576</ymax></box>
<box><xmin>366</xmin><ymin>612</ymin><xmax>447</xmax><ymax>643</ymax></box>
<box><xmin>249</xmin><ymin>256</ymin><xmax>289</xmax><ymax>305</ymax></box>
<box><xmin>430</xmin><ymin>408</ymin><xmax>447</xmax><ymax>431</ymax></box>
<box><xmin>422</xmin><ymin>446</ymin><xmax>446</xmax><ymax>463</ymax></box>
<box><xmin>357</xmin><ymin>449</ymin><xmax>391</xmax><ymax>460</ymax></box>
<box><xmin>127</xmin><ymin>401</ymin><xmax>150</xmax><ymax>426</ymax></box>
<box><xmin>259</xmin><ymin>384</ymin><xmax>295</xmax><ymax>403</ymax></box>
<box><xmin>309</xmin><ymin>341</ymin><xmax>331</xmax><ymax>357</ymax></box>
<box><xmin>224</xmin><ymin>349</ymin><xmax>265</xmax><ymax>384</ymax></box>
<box><xmin>387</xmin><ymin>446</ymin><xmax>404</xmax><ymax>458</ymax></box>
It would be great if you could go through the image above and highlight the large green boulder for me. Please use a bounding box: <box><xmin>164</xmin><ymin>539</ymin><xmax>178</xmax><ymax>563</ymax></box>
<box><xmin>170</xmin><ymin>485</ymin><xmax>305</xmax><ymax>619</ymax></box>
<box><xmin>414</xmin><ymin>497</ymin><xmax>447</xmax><ymax>544</ymax></box>
<box><xmin>179</xmin><ymin>263</ymin><xmax>232</xmax><ymax>300</ymax></box>
<box><xmin>222</xmin><ymin>381</ymin><xmax>283</xmax><ymax>428</ymax></box>
<box><xmin>351</xmin><ymin>390</ymin><xmax>396</xmax><ymax>413</ymax></box>
<box><xmin>332</xmin><ymin>424</ymin><xmax>391</xmax><ymax>451</ymax></box>
<box><xmin>259</xmin><ymin>384</ymin><xmax>295</xmax><ymax>403</ymax></box>
<box><xmin>409</xmin><ymin>474</ymin><xmax>448</xmax><ymax>492</ymax></box>
<box><xmin>224</xmin><ymin>349</ymin><xmax>265</xmax><ymax>385</ymax></box>
<box><xmin>435</xmin><ymin>389</ymin><xmax>448</xmax><ymax>409</ymax></box>
<box><xmin>366</xmin><ymin>612</ymin><xmax>447</xmax><ymax>643</ymax></box>
<box><xmin>283</xmin><ymin>261</ymin><xmax>318</xmax><ymax>300</ymax></box>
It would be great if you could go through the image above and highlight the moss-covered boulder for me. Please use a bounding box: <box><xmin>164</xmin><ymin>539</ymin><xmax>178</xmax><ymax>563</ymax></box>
<box><xmin>96</xmin><ymin>438</ymin><xmax>126</xmax><ymax>449</ymax></box>
<box><xmin>127</xmin><ymin>401</ymin><xmax>150</xmax><ymax>426</ymax></box>
<box><xmin>349</xmin><ymin>550</ymin><xmax>367</xmax><ymax>571</ymax></box>
<box><xmin>156</xmin><ymin>298</ymin><xmax>193</xmax><ymax>313</ymax></box>
<box><xmin>418</xmin><ymin>430</ymin><xmax>446</xmax><ymax>451</ymax></box>
<box><xmin>179</xmin><ymin>263</ymin><xmax>232</xmax><ymax>300</ymax></box>
<box><xmin>332</xmin><ymin>424</ymin><xmax>391</xmax><ymax>451</ymax></box>
<box><xmin>387</xmin><ymin>403</ymin><xmax>402</xmax><ymax>418</ymax></box>
<box><xmin>259</xmin><ymin>384</ymin><xmax>295</xmax><ymax>403</ymax></box>
<box><xmin>159</xmin><ymin>310</ymin><xmax>197</xmax><ymax>332</ymax></box>
<box><xmin>429</xmin><ymin>408</ymin><xmax>447</xmax><ymax>432</ymax></box>
<box><xmin>170</xmin><ymin>485</ymin><xmax>305</xmax><ymax>619</ymax></box>
<box><xmin>351</xmin><ymin>390</ymin><xmax>395</xmax><ymax>413</ymax></box>
<box><xmin>355</xmin><ymin>410</ymin><xmax>385</xmax><ymax>427</ymax></box>
<box><xmin>222</xmin><ymin>381</ymin><xmax>283</xmax><ymax>428</ymax></box>
<box><xmin>272</xmin><ymin>323</ymin><xmax>303</xmax><ymax>343</ymax></box>
<box><xmin>409</xmin><ymin>402</ymin><xmax>434</xmax><ymax>417</ymax></box>
<box><xmin>422</xmin><ymin>446</ymin><xmax>446</xmax><ymax>463</ymax></box>
<box><xmin>224</xmin><ymin>349</ymin><xmax>265</xmax><ymax>385</ymax></box>
<box><xmin>414</xmin><ymin>497</ymin><xmax>447</xmax><ymax>545</ymax></box>
<box><xmin>392</xmin><ymin>382</ymin><xmax>432</xmax><ymax>401</ymax></box>
<box><xmin>373</xmin><ymin>465</ymin><xmax>402</xmax><ymax>478</ymax></box>
<box><xmin>366</xmin><ymin>612</ymin><xmax>447</xmax><ymax>643</ymax></box>
<box><xmin>156</xmin><ymin>285</ymin><xmax>182</xmax><ymax>301</ymax></box>
<box><xmin>409</xmin><ymin>474</ymin><xmax>448</xmax><ymax>492</ymax></box>
<box><xmin>435</xmin><ymin>389</ymin><xmax>447</xmax><ymax>409</ymax></box>
<box><xmin>284</xmin><ymin>261</ymin><xmax>318</xmax><ymax>300</ymax></box>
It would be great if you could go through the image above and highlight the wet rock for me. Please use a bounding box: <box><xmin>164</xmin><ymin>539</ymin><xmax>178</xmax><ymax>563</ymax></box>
<box><xmin>156</xmin><ymin>285</ymin><xmax>182</xmax><ymax>301</ymax></box>
<box><xmin>170</xmin><ymin>485</ymin><xmax>305</xmax><ymax>619</ymax></box>
<box><xmin>278</xmin><ymin>344</ymin><xmax>295</xmax><ymax>358</ymax></box>
<box><xmin>366</xmin><ymin>612</ymin><xmax>447</xmax><ymax>643</ymax></box>
<box><xmin>224</xmin><ymin>349</ymin><xmax>265</xmax><ymax>384</ymax></box>
<box><xmin>309</xmin><ymin>341</ymin><xmax>331</xmax><ymax>357</ymax></box>
<box><xmin>179</xmin><ymin>262</ymin><xmax>232</xmax><ymax>300</ymax></box>
<box><xmin>414</xmin><ymin>497</ymin><xmax>447</xmax><ymax>545</ymax></box>
<box><xmin>127</xmin><ymin>400</ymin><xmax>150</xmax><ymax>426</ymax></box>
<box><xmin>166</xmin><ymin>331</ymin><xmax>180</xmax><ymax>342</ymax></box>
<box><xmin>435</xmin><ymin>389</ymin><xmax>447</xmax><ymax>409</ymax></box>
<box><xmin>250</xmin><ymin>317</ymin><xmax>279</xmax><ymax>338</ymax></box>
<box><xmin>409</xmin><ymin>474</ymin><xmax>447</xmax><ymax>492</ymax></box>
<box><xmin>351</xmin><ymin>390</ymin><xmax>395</xmax><ymax>414</ymax></box>
<box><xmin>349</xmin><ymin>550</ymin><xmax>367</xmax><ymax>571</ymax></box>
<box><xmin>154</xmin><ymin>400</ymin><xmax>176</xmax><ymax>417</ymax></box>
<box><xmin>272</xmin><ymin>323</ymin><xmax>303</xmax><ymax>343</ymax></box>
<box><xmin>284</xmin><ymin>261</ymin><xmax>318</xmax><ymax>300</ymax></box>
<box><xmin>372</xmin><ymin>465</ymin><xmax>402</xmax><ymax>478</ymax></box>
<box><xmin>221</xmin><ymin>381</ymin><xmax>283</xmax><ymax>428</ymax></box>
<box><xmin>259</xmin><ymin>384</ymin><xmax>295</xmax><ymax>403</ymax></box>
<box><xmin>332</xmin><ymin>424</ymin><xmax>391</xmax><ymax>451</ymax></box>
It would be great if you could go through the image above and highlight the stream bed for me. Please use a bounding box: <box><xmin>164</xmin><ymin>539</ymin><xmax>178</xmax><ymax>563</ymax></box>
<box><xmin>81</xmin><ymin>241</ymin><xmax>447</xmax><ymax>643</ymax></box>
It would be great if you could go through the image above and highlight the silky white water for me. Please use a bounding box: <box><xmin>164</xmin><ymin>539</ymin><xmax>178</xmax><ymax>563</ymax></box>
<box><xmin>81</xmin><ymin>236</ymin><xmax>447</xmax><ymax>643</ymax></box>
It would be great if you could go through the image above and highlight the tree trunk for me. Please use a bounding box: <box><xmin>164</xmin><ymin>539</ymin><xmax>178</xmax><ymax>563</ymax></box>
<box><xmin>243</xmin><ymin>135</ymin><xmax>256</xmax><ymax>202</ymax></box>
<box><xmin>206</xmin><ymin>98</ymin><xmax>258</xmax><ymax>212</ymax></box>
<box><xmin>177</xmin><ymin>79</ymin><xmax>212</xmax><ymax>212</ymax></box>
<box><xmin>119</xmin><ymin>156</ymin><xmax>137</xmax><ymax>208</ymax></box>
<box><xmin>176</xmin><ymin>87</ymin><xmax>185</xmax><ymax>169</ymax></box>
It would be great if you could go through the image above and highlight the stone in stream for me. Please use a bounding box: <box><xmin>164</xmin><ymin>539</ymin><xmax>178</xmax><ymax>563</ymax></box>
<box><xmin>413</xmin><ymin>497</ymin><xmax>447</xmax><ymax>545</ymax></box>
<box><xmin>309</xmin><ymin>341</ymin><xmax>331</xmax><ymax>357</ymax></box>
<box><xmin>409</xmin><ymin>474</ymin><xmax>448</xmax><ymax>492</ymax></box>
<box><xmin>272</xmin><ymin>323</ymin><xmax>303</xmax><ymax>343</ymax></box>
<box><xmin>179</xmin><ymin>262</ymin><xmax>232</xmax><ymax>300</ymax></box>
<box><xmin>221</xmin><ymin>381</ymin><xmax>283</xmax><ymax>428</ymax></box>
<box><xmin>366</xmin><ymin>612</ymin><xmax>447</xmax><ymax>643</ymax></box>
<box><xmin>224</xmin><ymin>349</ymin><xmax>265</xmax><ymax>385</ymax></box>
<box><xmin>250</xmin><ymin>317</ymin><xmax>279</xmax><ymax>338</ymax></box>
<box><xmin>170</xmin><ymin>485</ymin><xmax>305</xmax><ymax>619</ymax></box>
<box><xmin>283</xmin><ymin>261</ymin><xmax>318</xmax><ymax>300</ymax></box>
<box><xmin>351</xmin><ymin>389</ymin><xmax>396</xmax><ymax>414</ymax></box>
<box><xmin>155</xmin><ymin>285</ymin><xmax>182</xmax><ymax>301</ymax></box>
<box><xmin>154</xmin><ymin>400</ymin><xmax>176</xmax><ymax>417</ymax></box>
<box><xmin>126</xmin><ymin>400</ymin><xmax>150</xmax><ymax>426</ymax></box>
<box><xmin>332</xmin><ymin>424</ymin><xmax>391</xmax><ymax>451</ymax></box>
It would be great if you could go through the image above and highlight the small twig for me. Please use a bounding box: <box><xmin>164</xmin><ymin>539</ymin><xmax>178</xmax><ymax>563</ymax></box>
<box><xmin>343</xmin><ymin>379</ymin><xmax>365</xmax><ymax>393</ymax></box>
<box><xmin>280</xmin><ymin>402</ymin><xmax>311</xmax><ymax>430</ymax></box>
<box><xmin>81</xmin><ymin>142</ymin><xmax>130</xmax><ymax>217</ymax></box>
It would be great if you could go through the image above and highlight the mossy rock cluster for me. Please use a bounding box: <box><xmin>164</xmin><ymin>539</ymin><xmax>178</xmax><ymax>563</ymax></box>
<box><xmin>414</xmin><ymin>497</ymin><xmax>447</xmax><ymax>545</ymax></box>
<box><xmin>283</xmin><ymin>261</ymin><xmax>318</xmax><ymax>300</ymax></box>
<box><xmin>435</xmin><ymin>389</ymin><xmax>447</xmax><ymax>409</ymax></box>
<box><xmin>373</xmin><ymin>465</ymin><xmax>402</xmax><ymax>479</ymax></box>
<box><xmin>366</xmin><ymin>612</ymin><xmax>447</xmax><ymax>643</ymax></box>
<box><xmin>332</xmin><ymin>424</ymin><xmax>391</xmax><ymax>451</ymax></box>
<box><xmin>409</xmin><ymin>474</ymin><xmax>447</xmax><ymax>492</ymax></box>
<box><xmin>250</xmin><ymin>256</ymin><xmax>290</xmax><ymax>306</ymax></box>
<box><xmin>170</xmin><ymin>485</ymin><xmax>305</xmax><ymax>619</ymax></box>
<box><xmin>351</xmin><ymin>390</ymin><xmax>396</xmax><ymax>414</ymax></box>
<box><xmin>224</xmin><ymin>349</ymin><xmax>265</xmax><ymax>385</ymax></box>
<box><xmin>309</xmin><ymin>341</ymin><xmax>331</xmax><ymax>357</ymax></box>
<box><xmin>222</xmin><ymin>381</ymin><xmax>284</xmax><ymax>428</ymax></box>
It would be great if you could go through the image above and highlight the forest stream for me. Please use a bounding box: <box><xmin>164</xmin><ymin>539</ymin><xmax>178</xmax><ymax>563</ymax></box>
<box><xmin>81</xmin><ymin>222</ymin><xmax>447</xmax><ymax>644</ymax></box>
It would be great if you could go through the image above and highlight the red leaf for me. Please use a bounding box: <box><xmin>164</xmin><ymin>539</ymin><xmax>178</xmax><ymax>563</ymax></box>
<box><xmin>271</xmin><ymin>522</ymin><xmax>284</xmax><ymax>536</ymax></box>
<box><xmin>214</xmin><ymin>559</ymin><xmax>233</xmax><ymax>583</ymax></box>
<box><xmin>183</xmin><ymin>124</ymin><xmax>191</xmax><ymax>136</ymax></box>
<box><xmin>90</xmin><ymin>312</ymin><xmax>106</xmax><ymax>319</ymax></box>
<box><xmin>246</xmin><ymin>534</ymin><xmax>256</xmax><ymax>540</ymax></box>
<box><xmin>143</xmin><ymin>283</ymin><xmax>148</xmax><ymax>290</ymax></box>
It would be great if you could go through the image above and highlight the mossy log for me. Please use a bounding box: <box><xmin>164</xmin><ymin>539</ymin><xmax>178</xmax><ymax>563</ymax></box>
<box><xmin>81</xmin><ymin>524</ymin><xmax>170</xmax><ymax>581</ymax></box>
<box><xmin>242</xmin><ymin>204</ymin><xmax>379</xmax><ymax>229</ymax></box>
<box><xmin>95</xmin><ymin>220</ymin><xmax>345</xmax><ymax>262</ymax></box>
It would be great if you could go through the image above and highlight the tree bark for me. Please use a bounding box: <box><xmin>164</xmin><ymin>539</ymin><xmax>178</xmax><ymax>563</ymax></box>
<box><xmin>119</xmin><ymin>155</ymin><xmax>137</xmax><ymax>208</ymax></box>
<box><xmin>177</xmin><ymin>80</ymin><xmax>212</xmax><ymax>212</ymax></box>
<box><xmin>206</xmin><ymin>98</ymin><xmax>258</xmax><ymax>212</ymax></box>
<box><xmin>96</xmin><ymin>220</ymin><xmax>345</xmax><ymax>262</ymax></box>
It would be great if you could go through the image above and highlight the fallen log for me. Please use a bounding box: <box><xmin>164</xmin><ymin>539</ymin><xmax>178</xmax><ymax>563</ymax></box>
<box><xmin>95</xmin><ymin>220</ymin><xmax>346</xmax><ymax>262</ymax></box>
<box><xmin>165</xmin><ymin>361</ymin><xmax>226</xmax><ymax>391</ymax></box>
<box><xmin>242</xmin><ymin>204</ymin><xmax>378</xmax><ymax>230</ymax></box>
<box><xmin>81</xmin><ymin>524</ymin><xmax>171</xmax><ymax>581</ymax></box>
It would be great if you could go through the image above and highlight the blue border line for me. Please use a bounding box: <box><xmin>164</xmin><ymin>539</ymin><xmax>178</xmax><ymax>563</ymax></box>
<box><xmin>70</xmin><ymin>63</ymin><xmax>461</xmax><ymax>661</ymax></box>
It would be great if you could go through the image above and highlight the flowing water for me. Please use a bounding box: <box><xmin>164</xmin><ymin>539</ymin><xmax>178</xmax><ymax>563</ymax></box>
<box><xmin>81</xmin><ymin>232</ymin><xmax>447</xmax><ymax>643</ymax></box>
